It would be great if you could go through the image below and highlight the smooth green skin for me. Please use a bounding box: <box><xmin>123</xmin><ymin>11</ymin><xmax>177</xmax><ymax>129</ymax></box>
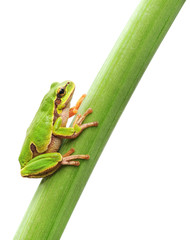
<box><xmin>19</xmin><ymin>81</ymin><xmax>80</xmax><ymax>177</ymax></box>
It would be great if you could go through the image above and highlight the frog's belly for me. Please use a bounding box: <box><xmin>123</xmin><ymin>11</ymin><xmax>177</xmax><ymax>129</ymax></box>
<box><xmin>45</xmin><ymin>135</ymin><xmax>62</xmax><ymax>153</ymax></box>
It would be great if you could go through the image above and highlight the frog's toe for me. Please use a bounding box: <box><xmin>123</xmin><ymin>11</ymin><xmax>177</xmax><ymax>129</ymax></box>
<box><xmin>61</xmin><ymin>154</ymin><xmax>90</xmax><ymax>166</ymax></box>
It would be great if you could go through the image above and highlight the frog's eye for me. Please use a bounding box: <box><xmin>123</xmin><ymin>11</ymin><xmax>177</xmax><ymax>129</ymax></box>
<box><xmin>57</xmin><ymin>88</ymin><xmax>65</xmax><ymax>98</ymax></box>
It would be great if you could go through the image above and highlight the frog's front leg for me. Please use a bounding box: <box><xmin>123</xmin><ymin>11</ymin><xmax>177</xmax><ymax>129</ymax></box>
<box><xmin>53</xmin><ymin>108</ymin><xmax>98</xmax><ymax>139</ymax></box>
<box><xmin>69</xmin><ymin>108</ymin><xmax>98</xmax><ymax>139</ymax></box>
<box><xmin>21</xmin><ymin>149</ymin><xmax>89</xmax><ymax>178</ymax></box>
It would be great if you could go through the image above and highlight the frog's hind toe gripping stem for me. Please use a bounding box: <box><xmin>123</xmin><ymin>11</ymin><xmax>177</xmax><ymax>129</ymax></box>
<box><xmin>61</xmin><ymin>148</ymin><xmax>90</xmax><ymax>166</ymax></box>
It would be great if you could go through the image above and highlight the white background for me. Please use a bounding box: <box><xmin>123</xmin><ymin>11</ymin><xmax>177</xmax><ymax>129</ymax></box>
<box><xmin>0</xmin><ymin>1</ymin><xmax>190</xmax><ymax>239</ymax></box>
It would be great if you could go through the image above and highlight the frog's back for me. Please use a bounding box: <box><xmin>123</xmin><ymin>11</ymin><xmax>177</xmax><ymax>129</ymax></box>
<box><xmin>19</xmin><ymin>89</ymin><xmax>56</xmax><ymax>168</ymax></box>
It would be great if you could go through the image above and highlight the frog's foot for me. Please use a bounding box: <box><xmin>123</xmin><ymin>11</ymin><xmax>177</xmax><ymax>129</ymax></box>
<box><xmin>69</xmin><ymin>108</ymin><xmax>98</xmax><ymax>139</ymax></box>
<box><xmin>73</xmin><ymin>108</ymin><xmax>98</xmax><ymax>128</ymax></box>
<box><xmin>61</xmin><ymin>148</ymin><xmax>89</xmax><ymax>166</ymax></box>
<box><xmin>69</xmin><ymin>94</ymin><xmax>86</xmax><ymax>118</ymax></box>
<box><xmin>73</xmin><ymin>108</ymin><xmax>91</xmax><ymax>126</ymax></box>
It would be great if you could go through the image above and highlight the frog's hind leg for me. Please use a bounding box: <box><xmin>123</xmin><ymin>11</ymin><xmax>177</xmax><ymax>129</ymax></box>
<box><xmin>61</xmin><ymin>148</ymin><xmax>89</xmax><ymax>166</ymax></box>
<box><xmin>21</xmin><ymin>150</ymin><xmax>89</xmax><ymax>178</ymax></box>
<box><xmin>21</xmin><ymin>152</ymin><xmax>63</xmax><ymax>178</ymax></box>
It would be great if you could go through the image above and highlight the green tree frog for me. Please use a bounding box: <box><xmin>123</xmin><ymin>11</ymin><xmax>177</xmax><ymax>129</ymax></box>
<box><xmin>19</xmin><ymin>81</ymin><xmax>98</xmax><ymax>178</ymax></box>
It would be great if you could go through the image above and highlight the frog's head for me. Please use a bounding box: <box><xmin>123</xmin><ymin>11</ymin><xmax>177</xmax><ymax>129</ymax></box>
<box><xmin>50</xmin><ymin>81</ymin><xmax>75</xmax><ymax>113</ymax></box>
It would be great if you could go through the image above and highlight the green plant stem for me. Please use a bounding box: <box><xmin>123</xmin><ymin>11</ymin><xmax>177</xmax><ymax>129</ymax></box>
<box><xmin>14</xmin><ymin>0</ymin><xmax>186</xmax><ymax>239</ymax></box>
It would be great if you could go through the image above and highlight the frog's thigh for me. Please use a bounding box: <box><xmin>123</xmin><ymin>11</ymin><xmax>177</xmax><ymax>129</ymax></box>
<box><xmin>21</xmin><ymin>152</ymin><xmax>62</xmax><ymax>178</ymax></box>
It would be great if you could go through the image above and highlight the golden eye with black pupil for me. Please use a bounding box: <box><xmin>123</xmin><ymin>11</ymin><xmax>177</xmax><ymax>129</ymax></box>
<box><xmin>57</xmin><ymin>88</ymin><xmax>65</xmax><ymax>98</ymax></box>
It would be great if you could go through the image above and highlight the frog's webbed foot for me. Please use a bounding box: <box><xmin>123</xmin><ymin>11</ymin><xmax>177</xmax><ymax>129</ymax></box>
<box><xmin>61</xmin><ymin>148</ymin><xmax>89</xmax><ymax>166</ymax></box>
<box><xmin>69</xmin><ymin>108</ymin><xmax>98</xmax><ymax>139</ymax></box>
